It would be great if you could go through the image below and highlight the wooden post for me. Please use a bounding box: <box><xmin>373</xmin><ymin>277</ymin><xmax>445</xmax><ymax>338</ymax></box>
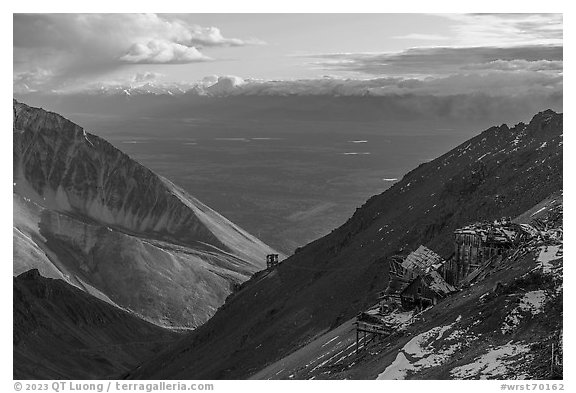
<box><xmin>551</xmin><ymin>343</ymin><xmax>555</xmax><ymax>377</ymax></box>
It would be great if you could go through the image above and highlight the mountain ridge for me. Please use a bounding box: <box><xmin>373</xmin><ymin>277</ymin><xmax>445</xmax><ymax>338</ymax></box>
<box><xmin>127</xmin><ymin>108</ymin><xmax>562</xmax><ymax>379</ymax></box>
<box><xmin>13</xmin><ymin>99</ymin><xmax>282</xmax><ymax>329</ymax></box>
<box><xmin>14</xmin><ymin>99</ymin><xmax>278</xmax><ymax>262</ymax></box>
<box><xmin>14</xmin><ymin>269</ymin><xmax>181</xmax><ymax>379</ymax></box>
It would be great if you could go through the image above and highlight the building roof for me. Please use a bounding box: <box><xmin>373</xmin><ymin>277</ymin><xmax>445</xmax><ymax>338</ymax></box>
<box><xmin>401</xmin><ymin>245</ymin><xmax>444</xmax><ymax>274</ymax></box>
<box><xmin>401</xmin><ymin>270</ymin><xmax>456</xmax><ymax>298</ymax></box>
<box><xmin>454</xmin><ymin>219</ymin><xmax>522</xmax><ymax>244</ymax></box>
<box><xmin>422</xmin><ymin>270</ymin><xmax>456</xmax><ymax>296</ymax></box>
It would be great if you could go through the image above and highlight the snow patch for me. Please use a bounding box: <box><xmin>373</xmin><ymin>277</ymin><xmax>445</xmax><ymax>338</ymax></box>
<box><xmin>377</xmin><ymin>352</ymin><xmax>414</xmax><ymax>380</ymax></box>
<box><xmin>501</xmin><ymin>290</ymin><xmax>547</xmax><ymax>334</ymax></box>
<box><xmin>521</xmin><ymin>291</ymin><xmax>547</xmax><ymax>312</ymax></box>
<box><xmin>537</xmin><ymin>245</ymin><xmax>562</xmax><ymax>274</ymax></box>
<box><xmin>450</xmin><ymin>342</ymin><xmax>531</xmax><ymax>379</ymax></box>
<box><xmin>530</xmin><ymin>206</ymin><xmax>547</xmax><ymax>217</ymax></box>
<box><xmin>477</xmin><ymin>153</ymin><xmax>490</xmax><ymax>161</ymax></box>
<box><xmin>377</xmin><ymin>316</ymin><xmax>462</xmax><ymax>380</ymax></box>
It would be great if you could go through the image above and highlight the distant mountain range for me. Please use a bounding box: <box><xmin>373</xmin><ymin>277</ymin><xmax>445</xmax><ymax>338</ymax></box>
<box><xmin>127</xmin><ymin>109</ymin><xmax>562</xmax><ymax>379</ymax></box>
<box><xmin>16</xmin><ymin>90</ymin><xmax>561</xmax><ymax>134</ymax></box>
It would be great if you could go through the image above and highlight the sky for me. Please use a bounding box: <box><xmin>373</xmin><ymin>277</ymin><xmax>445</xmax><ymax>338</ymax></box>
<box><xmin>13</xmin><ymin>13</ymin><xmax>563</xmax><ymax>97</ymax></box>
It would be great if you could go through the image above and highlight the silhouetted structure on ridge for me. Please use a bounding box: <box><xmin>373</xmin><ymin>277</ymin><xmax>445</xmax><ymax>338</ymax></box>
<box><xmin>266</xmin><ymin>254</ymin><xmax>280</xmax><ymax>269</ymax></box>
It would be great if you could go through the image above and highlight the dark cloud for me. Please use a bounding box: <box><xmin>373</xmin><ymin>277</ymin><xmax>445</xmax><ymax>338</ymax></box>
<box><xmin>308</xmin><ymin>45</ymin><xmax>563</xmax><ymax>76</ymax></box>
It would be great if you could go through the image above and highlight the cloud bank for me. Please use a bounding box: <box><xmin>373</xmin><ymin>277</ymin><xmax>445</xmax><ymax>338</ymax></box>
<box><xmin>306</xmin><ymin>45</ymin><xmax>562</xmax><ymax>77</ymax></box>
<box><xmin>78</xmin><ymin>42</ymin><xmax>561</xmax><ymax>99</ymax></box>
<box><xmin>13</xmin><ymin>13</ymin><xmax>562</xmax><ymax>108</ymax></box>
<box><xmin>441</xmin><ymin>13</ymin><xmax>563</xmax><ymax>47</ymax></box>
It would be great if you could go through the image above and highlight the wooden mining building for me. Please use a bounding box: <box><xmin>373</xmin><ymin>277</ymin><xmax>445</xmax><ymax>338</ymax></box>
<box><xmin>356</xmin><ymin>245</ymin><xmax>455</xmax><ymax>352</ymax></box>
<box><xmin>355</xmin><ymin>218</ymin><xmax>534</xmax><ymax>352</ymax></box>
<box><xmin>443</xmin><ymin>218</ymin><xmax>530</xmax><ymax>285</ymax></box>
<box><xmin>380</xmin><ymin>245</ymin><xmax>453</xmax><ymax>312</ymax></box>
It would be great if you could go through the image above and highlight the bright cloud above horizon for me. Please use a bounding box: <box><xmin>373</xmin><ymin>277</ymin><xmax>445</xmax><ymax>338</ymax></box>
<box><xmin>13</xmin><ymin>13</ymin><xmax>263</xmax><ymax>91</ymax></box>
<box><xmin>13</xmin><ymin>13</ymin><xmax>562</xmax><ymax>99</ymax></box>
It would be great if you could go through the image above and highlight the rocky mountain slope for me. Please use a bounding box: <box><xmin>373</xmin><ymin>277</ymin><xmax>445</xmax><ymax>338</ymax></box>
<box><xmin>14</xmin><ymin>269</ymin><xmax>181</xmax><ymax>379</ymax></box>
<box><xmin>128</xmin><ymin>109</ymin><xmax>562</xmax><ymax>379</ymax></box>
<box><xmin>344</xmin><ymin>198</ymin><xmax>563</xmax><ymax>380</ymax></box>
<box><xmin>13</xmin><ymin>100</ymin><xmax>282</xmax><ymax>328</ymax></box>
<box><xmin>249</xmin><ymin>194</ymin><xmax>563</xmax><ymax>380</ymax></box>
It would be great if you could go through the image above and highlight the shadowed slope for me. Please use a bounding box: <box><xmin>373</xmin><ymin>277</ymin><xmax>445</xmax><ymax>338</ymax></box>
<box><xmin>14</xmin><ymin>269</ymin><xmax>181</xmax><ymax>379</ymax></box>
<box><xmin>128</xmin><ymin>110</ymin><xmax>562</xmax><ymax>379</ymax></box>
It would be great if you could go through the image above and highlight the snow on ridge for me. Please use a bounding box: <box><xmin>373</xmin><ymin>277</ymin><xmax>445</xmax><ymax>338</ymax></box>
<box><xmin>512</xmin><ymin>132</ymin><xmax>525</xmax><ymax>146</ymax></box>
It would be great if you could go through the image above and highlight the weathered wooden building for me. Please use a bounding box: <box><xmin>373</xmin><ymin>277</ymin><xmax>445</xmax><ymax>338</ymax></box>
<box><xmin>402</xmin><ymin>245</ymin><xmax>445</xmax><ymax>277</ymax></box>
<box><xmin>380</xmin><ymin>246</ymin><xmax>446</xmax><ymax>312</ymax></box>
<box><xmin>400</xmin><ymin>270</ymin><xmax>456</xmax><ymax>310</ymax></box>
<box><xmin>448</xmin><ymin>218</ymin><xmax>530</xmax><ymax>285</ymax></box>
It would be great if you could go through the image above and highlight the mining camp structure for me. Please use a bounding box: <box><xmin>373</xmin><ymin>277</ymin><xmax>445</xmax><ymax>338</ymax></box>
<box><xmin>266</xmin><ymin>254</ymin><xmax>280</xmax><ymax>269</ymax></box>
<box><xmin>355</xmin><ymin>217</ymin><xmax>545</xmax><ymax>352</ymax></box>
<box><xmin>444</xmin><ymin>218</ymin><xmax>532</xmax><ymax>285</ymax></box>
